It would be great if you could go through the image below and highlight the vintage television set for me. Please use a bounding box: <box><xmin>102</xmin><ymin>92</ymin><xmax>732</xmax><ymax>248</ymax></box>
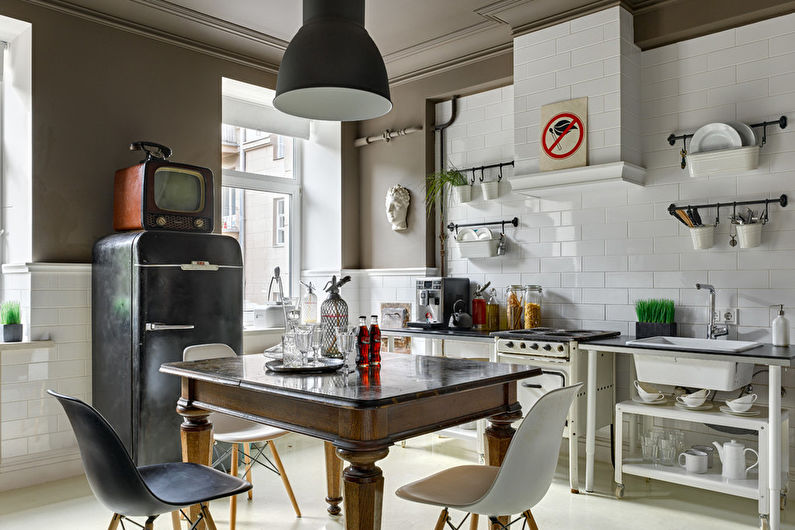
<box><xmin>114</xmin><ymin>141</ymin><xmax>214</xmax><ymax>232</ymax></box>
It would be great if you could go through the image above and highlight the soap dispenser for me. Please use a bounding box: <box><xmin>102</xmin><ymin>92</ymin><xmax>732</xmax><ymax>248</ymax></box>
<box><xmin>772</xmin><ymin>304</ymin><xmax>790</xmax><ymax>346</ymax></box>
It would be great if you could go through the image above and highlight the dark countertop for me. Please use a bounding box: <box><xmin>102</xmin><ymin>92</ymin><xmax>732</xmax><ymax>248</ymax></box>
<box><xmin>161</xmin><ymin>352</ymin><xmax>541</xmax><ymax>408</ymax></box>
<box><xmin>581</xmin><ymin>335</ymin><xmax>795</xmax><ymax>365</ymax></box>
<box><xmin>381</xmin><ymin>327</ymin><xmax>495</xmax><ymax>341</ymax></box>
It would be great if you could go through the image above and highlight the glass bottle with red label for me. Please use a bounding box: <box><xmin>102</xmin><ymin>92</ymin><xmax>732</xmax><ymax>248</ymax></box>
<box><xmin>369</xmin><ymin>315</ymin><xmax>381</xmax><ymax>365</ymax></box>
<box><xmin>356</xmin><ymin>316</ymin><xmax>370</xmax><ymax>367</ymax></box>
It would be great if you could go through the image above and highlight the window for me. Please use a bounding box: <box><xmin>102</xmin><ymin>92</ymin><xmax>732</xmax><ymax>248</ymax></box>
<box><xmin>274</xmin><ymin>135</ymin><xmax>285</xmax><ymax>160</ymax></box>
<box><xmin>274</xmin><ymin>197</ymin><xmax>287</xmax><ymax>246</ymax></box>
<box><xmin>222</xmin><ymin>124</ymin><xmax>300</xmax><ymax>309</ymax></box>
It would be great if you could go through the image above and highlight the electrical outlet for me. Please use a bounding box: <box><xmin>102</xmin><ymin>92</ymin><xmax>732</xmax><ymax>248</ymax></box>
<box><xmin>713</xmin><ymin>308</ymin><xmax>739</xmax><ymax>324</ymax></box>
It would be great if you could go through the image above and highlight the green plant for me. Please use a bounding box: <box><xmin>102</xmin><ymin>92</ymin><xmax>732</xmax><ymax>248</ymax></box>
<box><xmin>635</xmin><ymin>299</ymin><xmax>675</xmax><ymax>324</ymax></box>
<box><xmin>1</xmin><ymin>301</ymin><xmax>21</xmax><ymax>325</ymax></box>
<box><xmin>425</xmin><ymin>168</ymin><xmax>468</xmax><ymax>211</ymax></box>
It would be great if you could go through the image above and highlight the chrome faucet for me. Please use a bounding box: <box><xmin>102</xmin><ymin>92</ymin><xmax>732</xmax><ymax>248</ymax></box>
<box><xmin>695</xmin><ymin>283</ymin><xmax>728</xmax><ymax>339</ymax></box>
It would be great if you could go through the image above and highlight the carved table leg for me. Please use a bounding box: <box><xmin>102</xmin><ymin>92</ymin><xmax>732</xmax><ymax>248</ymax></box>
<box><xmin>177</xmin><ymin>400</ymin><xmax>213</xmax><ymax>530</ymax></box>
<box><xmin>336</xmin><ymin>446</ymin><xmax>390</xmax><ymax>530</ymax></box>
<box><xmin>485</xmin><ymin>410</ymin><xmax>522</xmax><ymax>530</ymax></box>
<box><xmin>325</xmin><ymin>441</ymin><xmax>343</xmax><ymax>516</ymax></box>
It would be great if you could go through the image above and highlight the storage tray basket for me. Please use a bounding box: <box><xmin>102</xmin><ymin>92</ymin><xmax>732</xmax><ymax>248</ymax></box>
<box><xmin>457</xmin><ymin>238</ymin><xmax>499</xmax><ymax>258</ymax></box>
<box><xmin>688</xmin><ymin>146</ymin><xmax>759</xmax><ymax>178</ymax></box>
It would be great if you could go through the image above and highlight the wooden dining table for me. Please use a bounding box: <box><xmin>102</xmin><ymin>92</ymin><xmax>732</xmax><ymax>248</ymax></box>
<box><xmin>160</xmin><ymin>352</ymin><xmax>542</xmax><ymax>530</ymax></box>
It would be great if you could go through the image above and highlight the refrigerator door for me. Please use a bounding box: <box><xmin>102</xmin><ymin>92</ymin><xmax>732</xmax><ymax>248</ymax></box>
<box><xmin>133</xmin><ymin>263</ymin><xmax>242</xmax><ymax>464</ymax></box>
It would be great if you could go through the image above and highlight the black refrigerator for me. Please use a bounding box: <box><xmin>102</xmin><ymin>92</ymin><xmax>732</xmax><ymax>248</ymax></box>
<box><xmin>92</xmin><ymin>231</ymin><xmax>243</xmax><ymax>465</ymax></box>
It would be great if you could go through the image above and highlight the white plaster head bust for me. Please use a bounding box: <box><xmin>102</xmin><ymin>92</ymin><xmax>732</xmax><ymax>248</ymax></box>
<box><xmin>385</xmin><ymin>184</ymin><xmax>411</xmax><ymax>231</ymax></box>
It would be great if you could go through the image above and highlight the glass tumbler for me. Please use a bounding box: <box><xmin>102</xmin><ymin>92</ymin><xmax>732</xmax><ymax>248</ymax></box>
<box><xmin>282</xmin><ymin>332</ymin><xmax>301</xmax><ymax>367</ymax></box>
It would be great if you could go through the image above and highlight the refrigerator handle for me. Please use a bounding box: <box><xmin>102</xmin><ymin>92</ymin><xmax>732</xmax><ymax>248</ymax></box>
<box><xmin>145</xmin><ymin>322</ymin><xmax>195</xmax><ymax>332</ymax></box>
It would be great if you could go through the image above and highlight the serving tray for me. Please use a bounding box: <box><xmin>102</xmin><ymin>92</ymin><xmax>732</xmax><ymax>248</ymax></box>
<box><xmin>265</xmin><ymin>358</ymin><xmax>344</xmax><ymax>374</ymax></box>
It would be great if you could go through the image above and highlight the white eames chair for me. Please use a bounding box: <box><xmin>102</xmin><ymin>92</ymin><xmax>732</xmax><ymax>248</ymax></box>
<box><xmin>183</xmin><ymin>344</ymin><xmax>301</xmax><ymax>529</ymax></box>
<box><xmin>395</xmin><ymin>384</ymin><xmax>582</xmax><ymax>530</ymax></box>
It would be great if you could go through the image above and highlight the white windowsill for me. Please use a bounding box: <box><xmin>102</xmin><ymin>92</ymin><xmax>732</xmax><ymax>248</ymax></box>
<box><xmin>0</xmin><ymin>340</ymin><xmax>55</xmax><ymax>351</ymax></box>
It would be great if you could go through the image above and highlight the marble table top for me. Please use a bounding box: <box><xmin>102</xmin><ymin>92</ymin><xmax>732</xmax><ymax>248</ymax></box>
<box><xmin>161</xmin><ymin>352</ymin><xmax>540</xmax><ymax>408</ymax></box>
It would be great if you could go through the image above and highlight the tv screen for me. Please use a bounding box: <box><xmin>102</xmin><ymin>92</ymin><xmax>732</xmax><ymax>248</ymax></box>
<box><xmin>153</xmin><ymin>168</ymin><xmax>203</xmax><ymax>212</ymax></box>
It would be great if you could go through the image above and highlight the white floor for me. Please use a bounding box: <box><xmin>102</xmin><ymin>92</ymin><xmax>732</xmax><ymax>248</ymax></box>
<box><xmin>0</xmin><ymin>433</ymin><xmax>791</xmax><ymax>529</ymax></box>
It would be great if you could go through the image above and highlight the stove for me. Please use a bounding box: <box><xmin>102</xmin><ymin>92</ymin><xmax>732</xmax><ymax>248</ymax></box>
<box><xmin>491</xmin><ymin>327</ymin><xmax>618</xmax><ymax>492</ymax></box>
<box><xmin>492</xmin><ymin>328</ymin><xmax>620</xmax><ymax>358</ymax></box>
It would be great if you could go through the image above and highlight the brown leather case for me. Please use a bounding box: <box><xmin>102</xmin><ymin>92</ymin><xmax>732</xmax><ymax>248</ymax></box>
<box><xmin>113</xmin><ymin>164</ymin><xmax>144</xmax><ymax>231</ymax></box>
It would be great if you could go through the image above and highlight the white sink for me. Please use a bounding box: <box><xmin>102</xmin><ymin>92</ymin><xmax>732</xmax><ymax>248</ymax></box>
<box><xmin>625</xmin><ymin>336</ymin><xmax>761</xmax><ymax>353</ymax></box>
<box><xmin>626</xmin><ymin>336</ymin><xmax>759</xmax><ymax>391</ymax></box>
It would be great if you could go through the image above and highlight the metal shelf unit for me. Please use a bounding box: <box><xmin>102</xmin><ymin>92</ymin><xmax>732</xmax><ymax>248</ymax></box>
<box><xmin>615</xmin><ymin>400</ymin><xmax>789</xmax><ymax>528</ymax></box>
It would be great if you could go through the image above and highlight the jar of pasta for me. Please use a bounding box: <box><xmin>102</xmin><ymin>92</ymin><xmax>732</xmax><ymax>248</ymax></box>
<box><xmin>505</xmin><ymin>285</ymin><xmax>525</xmax><ymax>330</ymax></box>
<box><xmin>524</xmin><ymin>285</ymin><xmax>542</xmax><ymax>329</ymax></box>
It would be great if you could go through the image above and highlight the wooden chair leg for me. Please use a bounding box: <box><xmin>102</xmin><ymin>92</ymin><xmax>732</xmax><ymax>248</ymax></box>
<box><xmin>201</xmin><ymin>504</ymin><xmax>218</xmax><ymax>530</ymax></box>
<box><xmin>469</xmin><ymin>513</ymin><xmax>479</xmax><ymax>529</ymax></box>
<box><xmin>144</xmin><ymin>516</ymin><xmax>156</xmax><ymax>530</ymax></box>
<box><xmin>268</xmin><ymin>440</ymin><xmax>302</xmax><ymax>517</ymax></box>
<box><xmin>435</xmin><ymin>508</ymin><xmax>449</xmax><ymax>530</ymax></box>
<box><xmin>230</xmin><ymin>443</ymin><xmax>238</xmax><ymax>530</ymax></box>
<box><xmin>244</xmin><ymin>442</ymin><xmax>253</xmax><ymax>501</ymax></box>
<box><xmin>107</xmin><ymin>513</ymin><xmax>122</xmax><ymax>530</ymax></box>
<box><xmin>523</xmin><ymin>510</ymin><xmax>539</xmax><ymax>530</ymax></box>
<box><xmin>171</xmin><ymin>510</ymin><xmax>181</xmax><ymax>530</ymax></box>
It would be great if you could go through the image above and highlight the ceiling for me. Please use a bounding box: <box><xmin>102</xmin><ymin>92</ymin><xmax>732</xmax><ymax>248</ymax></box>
<box><xmin>28</xmin><ymin>0</ymin><xmax>795</xmax><ymax>84</ymax></box>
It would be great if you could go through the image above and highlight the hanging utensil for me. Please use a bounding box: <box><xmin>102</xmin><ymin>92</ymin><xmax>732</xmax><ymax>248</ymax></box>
<box><xmin>729</xmin><ymin>203</ymin><xmax>738</xmax><ymax>246</ymax></box>
<box><xmin>496</xmin><ymin>233</ymin><xmax>507</xmax><ymax>255</ymax></box>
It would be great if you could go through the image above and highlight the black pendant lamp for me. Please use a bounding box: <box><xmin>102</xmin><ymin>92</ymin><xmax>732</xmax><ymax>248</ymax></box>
<box><xmin>273</xmin><ymin>0</ymin><xmax>392</xmax><ymax>121</ymax></box>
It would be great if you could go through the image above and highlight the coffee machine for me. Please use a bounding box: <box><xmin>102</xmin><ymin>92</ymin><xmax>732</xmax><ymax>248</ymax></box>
<box><xmin>408</xmin><ymin>277</ymin><xmax>470</xmax><ymax>329</ymax></box>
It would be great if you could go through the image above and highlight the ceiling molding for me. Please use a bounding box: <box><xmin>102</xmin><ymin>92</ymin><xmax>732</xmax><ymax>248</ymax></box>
<box><xmin>20</xmin><ymin>0</ymin><xmax>280</xmax><ymax>73</ymax></box>
<box><xmin>383</xmin><ymin>19</ymin><xmax>505</xmax><ymax>64</ymax></box>
<box><xmin>389</xmin><ymin>42</ymin><xmax>513</xmax><ymax>87</ymax></box>
<box><xmin>510</xmin><ymin>1</ymin><xmax>626</xmax><ymax>37</ymax></box>
<box><xmin>475</xmin><ymin>0</ymin><xmax>531</xmax><ymax>23</ymax></box>
<box><xmin>128</xmin><ymin>0</ymin><xmax>288</xmax><ymax>51</ymax></box>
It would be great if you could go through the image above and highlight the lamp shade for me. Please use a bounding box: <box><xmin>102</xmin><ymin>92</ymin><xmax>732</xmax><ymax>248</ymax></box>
<box><xmin>274</xmin><ymin>0</ymin><xmax>392</xmax><ymax>121</ymax></box>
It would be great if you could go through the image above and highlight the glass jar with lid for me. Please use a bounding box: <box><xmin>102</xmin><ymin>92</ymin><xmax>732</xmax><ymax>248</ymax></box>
<box><xmin>524</xmin><ymin>285</ymin><xmax>542</xmax><ymax>329</ymax></box>
<box><xmin>505</xmin><ymin>285</ymin><xmax>525</xmax><ymax>330</ymax></box>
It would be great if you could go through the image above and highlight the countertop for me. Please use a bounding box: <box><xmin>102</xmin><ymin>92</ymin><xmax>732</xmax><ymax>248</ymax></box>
<box><xmin>581</xmin><ymin>335</ymin><xmax>795</xmax><ymax>366</ymax></box>
<box><xmin>161</xmin><ymin>352</ymin><xmax>540</xmax><ymax>408</ymax></box>
<box><xmin>381</xmin><ymin>327</ymin><xmax>495</xmax><ymax>342</ymax></box>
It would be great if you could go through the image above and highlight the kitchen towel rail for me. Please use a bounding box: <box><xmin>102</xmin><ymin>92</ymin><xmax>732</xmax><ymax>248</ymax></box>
<box><xmin>447</xmin><ymin>216</ymin><xmax>519</xmax><ymax>234</ymax></box>
<box><xmin>667</xmin><ymin>194</ymin><xmax>788</xmax><ymax>220</ymax></box>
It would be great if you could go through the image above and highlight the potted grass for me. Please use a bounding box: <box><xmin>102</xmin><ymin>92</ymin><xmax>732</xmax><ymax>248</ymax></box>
<box><xmin>426</xmin><ymin>168</ymin><xmax>470</xmax><ymax>205</ymax></box>
<box><xmin>635</xmin><ymin>299</ymin><xmax>676</xmax><ymax>339</ymax></box>
<box><xmin>1</xmin><ymin>300</ymin><xmax>22</xmax><ymax>342</ymax></box>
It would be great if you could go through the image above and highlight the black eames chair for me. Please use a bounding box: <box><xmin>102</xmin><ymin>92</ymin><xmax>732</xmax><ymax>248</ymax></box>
<box><xmin>48</xmin><ymin>390</ymin><xmax>252</xmax><ymax>530</ymax></box>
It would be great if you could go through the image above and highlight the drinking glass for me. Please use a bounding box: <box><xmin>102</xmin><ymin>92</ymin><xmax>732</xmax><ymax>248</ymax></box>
<box><xmin>294</xmin><ymin>326</ymin><xmax>313</xmax><ymax>366</ymax></box>
<box><xmin>641</xmin><ymin>435</ymin><xmax>658</xmax><ymax>464</ymax></box>
<box><xmin>335</xmin><ymin>326</ymin><xmax>356</xmax><ymax>374</ymax></box>
<box><xmin>282</xmin><ymin>332</ymin><xmax>301</xmax><ymax>367</ymax></box>
<box><xmin>310</xmin><ymin>324</ymin><xmax>324</xmax><ymax>366</ymax></box>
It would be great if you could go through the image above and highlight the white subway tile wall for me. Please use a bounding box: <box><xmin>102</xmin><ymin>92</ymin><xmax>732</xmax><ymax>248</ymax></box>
<box><xmin>0</xmin><ymin>268</ymin><xmax>90</xmax><ymax>488</ymax></box>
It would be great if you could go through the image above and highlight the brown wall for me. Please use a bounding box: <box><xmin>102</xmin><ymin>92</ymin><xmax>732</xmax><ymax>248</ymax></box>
<box><xmin>0</xmin><ymin>0</ymin><xmax>277</xmax><ymax>262</ymax></box>
<box><xmin>354</xmin><ymin>52</ymin><xmax>513</xmax><ymax>269</ymax></box>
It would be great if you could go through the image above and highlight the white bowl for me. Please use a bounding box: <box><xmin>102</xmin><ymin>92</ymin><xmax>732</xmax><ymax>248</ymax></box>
<box><xmin>676</xmin><ymin>394</ymin><xmax>707</xmax><ymax>408</ymax></box>
<box><xmin>726</xmin><ymin>394</ymin><xmax>757</xmax><ymax>412</ymax></box>
<box><xmin>634</xmin><ymin>380</ymin><xmax>663</xmax><ymax>402</ymax></box>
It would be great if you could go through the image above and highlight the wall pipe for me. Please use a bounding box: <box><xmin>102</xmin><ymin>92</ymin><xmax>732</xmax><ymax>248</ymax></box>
<box><xmin>354</xmin><ymin>126</ymin><xmax>423</xmax><ymax>147</ymax></box>
<box><xmin>433</xmin><ymin>96</ymin><xmax>458</xmax><ymax>278</ymax></box>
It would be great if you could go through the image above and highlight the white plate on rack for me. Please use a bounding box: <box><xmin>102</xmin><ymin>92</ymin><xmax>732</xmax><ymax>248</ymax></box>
<box><xmin>691</xmin><ymin>123</ymin><xmax>742</xmax><ymax>153</ymax></box>
<box><xmin>476</xmin><ymin>227</ymin><xmax>493</xmax><ymax>240</ymax></box>
<box><xmin>631</xmin><ymin>395</ymin><xmax>668</xmax><ymax>406</ymax></box>
<box><xmin>727</xmin><ymin>121</ymin><xmax>757</xmax><ymax>147</ymax></box>
<box><xmin>674</xmin><ymin>401</ymin><xmax>713</xmax><ymax>412</ymax></box>
<box><xmin>719</xmin><ymin>405</ymin><xmax>761</xmax><ymax>416</ymax></box>
<box><xmin>457</xmin><ymin>228</ymin><xmax>478</xmax><ymax>242</ymax></box>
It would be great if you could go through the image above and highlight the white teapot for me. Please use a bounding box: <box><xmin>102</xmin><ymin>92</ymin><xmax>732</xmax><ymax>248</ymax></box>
<box><xmin>712</xmin><ymin>439</ymin><xmax>758</xmax><ymax>480</ymax></box>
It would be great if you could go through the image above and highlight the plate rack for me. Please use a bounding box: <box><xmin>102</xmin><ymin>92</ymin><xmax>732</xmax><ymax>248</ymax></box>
<box><xmin>667</xmin><ymin>116</ymin><xmax>787</xmax><ymax>169</ymax></box>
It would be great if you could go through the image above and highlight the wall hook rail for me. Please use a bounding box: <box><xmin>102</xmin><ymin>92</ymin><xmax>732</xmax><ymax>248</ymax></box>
<box><xmin>456</xmin><ymin>160</ymin><xmax>514</xmax><ymax>185</ymax></box>
<box><xmin>667</xmin><ymin>194</ymin><xmax>787</xmax><ymax>225</ymax></box>
<box><xmin>447</xmin><ymin>217</ymin><xmax>519</xmax><ymax>234</ymax></box>
<box><xmin>667</xmin><ymin>115</ymin><xmax>787</xmax><ymax>168</ymax></box>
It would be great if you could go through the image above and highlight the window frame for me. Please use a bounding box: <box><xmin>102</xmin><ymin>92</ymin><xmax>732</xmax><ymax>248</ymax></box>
<box><xmin>222</xmin><ymin>139</ymin><xmax>302</xmax><ymax>299</ymax></box>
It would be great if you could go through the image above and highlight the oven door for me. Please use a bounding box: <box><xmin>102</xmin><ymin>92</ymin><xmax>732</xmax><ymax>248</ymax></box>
<box><xmin>496</xmin><ymin>352</ymin><xmax>571</xmax><ymax>437</ymax></box>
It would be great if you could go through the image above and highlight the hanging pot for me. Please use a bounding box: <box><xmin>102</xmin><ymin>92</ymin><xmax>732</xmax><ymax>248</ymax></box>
<box><xmin>452</xmin><ymin>184</ymin><xmax>471</xmax><ymax>204</ymax></box>
<box><xmin>481</xmin><ymin>181</ymin><xmax>499</xmax><ymax>200</ymax></box>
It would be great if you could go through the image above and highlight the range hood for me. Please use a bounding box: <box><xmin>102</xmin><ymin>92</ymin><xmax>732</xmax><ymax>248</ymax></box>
<box><xmin>510</xmin><ymin>7</ymin><xmax>646</xmax><ymax>197</ymax></box>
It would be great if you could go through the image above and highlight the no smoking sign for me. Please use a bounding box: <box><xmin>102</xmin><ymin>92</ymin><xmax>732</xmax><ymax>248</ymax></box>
<box><xmin>539</xmin><ymin>97</ymin><xmax>588</xmax><ymax>171</ymax></box>
<box><xmin>543</xmin><ymin>113</ymin><xmax>584</xmax><ymax>159</ymax></box>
